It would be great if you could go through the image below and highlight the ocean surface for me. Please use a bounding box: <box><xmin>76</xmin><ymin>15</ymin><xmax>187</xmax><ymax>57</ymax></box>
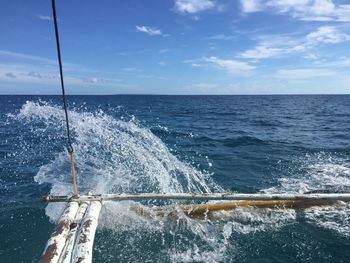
<box><xmin>1</xmin><ymin>95</ymin><xmax>350</xmax><ymax>263</ymax></box>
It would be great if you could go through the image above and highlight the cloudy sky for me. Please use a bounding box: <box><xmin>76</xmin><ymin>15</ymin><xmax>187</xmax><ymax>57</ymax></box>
<box><xmin>1</xmin><ymin>0</ymin><xmax>350</xmax><ymax>94</ymax></box>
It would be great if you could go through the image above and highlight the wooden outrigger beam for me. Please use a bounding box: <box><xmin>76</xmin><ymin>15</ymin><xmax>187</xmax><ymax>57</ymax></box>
<box><xmin>40</xmin><ymin>192</ymin><xmax>349</xmax><ymax>262</ymax></box>
<box><xmin>71</xmin><ymin>201</ymin><xmax>101</xmax><ymax>263</ymax></box>
<box><xmin>42</xmin><ymin>192</ymin><xmax>350</xmax><ymax>203</ymax></box>
<box><xmin>40</xmin><ymin>202</ymin><xmax>79</xmax><ymax>263</ymax></box>
<box><xmin>59</xmin><ymin>201</ymin><xmax>89</xmax><ymax>263</ymax></box>
<box><xmin>40</xmin><ymin>201</ymin><xmax>101</xmax><ymax>263</ymax></box>
<box><xmin>167</xmin><ymin>199</ymin><xmax>341</xmax><ymax>219</ymax></box>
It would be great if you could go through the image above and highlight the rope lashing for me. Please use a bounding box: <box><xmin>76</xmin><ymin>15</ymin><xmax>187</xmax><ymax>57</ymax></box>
<box><xmin>68</xmin><ymin>146</ymin><xmax>78</xmax><ymax>196</ymax></box>
<box><xmin>51</xmin><ymin>0</ymin><xmax>78</xmax><ymax>196</ymax></box>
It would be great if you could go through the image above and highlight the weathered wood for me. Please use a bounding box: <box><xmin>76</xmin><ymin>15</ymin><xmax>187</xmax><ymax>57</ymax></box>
<box><xmin>133</xmin><ymin>200</ymin><xmax>341</xmax><ymax>219</ymax></box>
<box><xmin>180</xmin><ymin>199</ymin><xmax>340</xmax><ymax>219</ymax></box>
<box><xmin>72</xmin><ymin>201</ymin><xmax>102</xmax><ymax>263</ymax></box>
<box><xmin>42</xmin><ymin>192</ymin><xmax>350</xmax><ymax>203</ymax></box>
<box><xmin>40</xmin><ymin>202</ymin><xmax>79</xmax><ymax>263</ymax></box>
<box><xmin>58</xmin><ymin>202</ymin><xmax>89</xmax><ymax>263</ymax></box>
<box><xmin>40</xmin><ymin>193</ymin><xmax>348</xmax><ymax>263</ymax></box>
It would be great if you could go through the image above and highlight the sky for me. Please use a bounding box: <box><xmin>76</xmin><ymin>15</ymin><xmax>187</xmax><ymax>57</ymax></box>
<box><xmin>0</xmin><ymin>0</ymin><xmax>350</xmax><ymax>95</ymax></box>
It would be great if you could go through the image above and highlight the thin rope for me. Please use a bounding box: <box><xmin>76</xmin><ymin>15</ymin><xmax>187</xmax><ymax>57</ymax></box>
<box><xmin>51</xmin><ymin>0</ymin><xmax>78</xmax><ymax>196</ymax></box>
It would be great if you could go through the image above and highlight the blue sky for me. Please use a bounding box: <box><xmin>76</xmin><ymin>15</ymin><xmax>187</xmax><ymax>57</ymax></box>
<box><xmin>0</xmin><ymin>0</ymin><xmax>350</xmax><ymax>94</ymax></box>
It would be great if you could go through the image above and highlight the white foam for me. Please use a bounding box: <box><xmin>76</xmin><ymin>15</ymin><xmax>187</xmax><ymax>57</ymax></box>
<box><xmin>214</xmin><ymin>207</ymin><xmax>296</xmax><ymax>234</ymax></box>
<box><xmin>305</xmin><ymin>202</ymin><xmax>350</xmax><ymax>237</ymax></box>
<box><xmin>15</xmin><ymin>101</ymin><xmax>220</xmax><ymax>219</ymax></box>
<box><xmin>262</xmin><ymin>152</ymin><xmax>350</xmax><ymax>237</ymax></box>
<box><xmin>263</xmin><ymin>153</ymin><xmax>350</xmax><ymax>194</ymax></box>
<box><xmin>13</xmin><ymin>101</ymin><xmax>350</xmax><ymax>261</ymax></box>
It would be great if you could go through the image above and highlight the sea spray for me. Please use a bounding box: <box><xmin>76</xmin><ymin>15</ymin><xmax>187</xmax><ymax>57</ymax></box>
<box><xmin>15</xmin><ymin>101</ymin><xmax>219</xmax><ymax>196</ymax></box>
<box><xmin>11</xmin><ymin>100</ymin><xmax>350</xmax><ymax>262</ymax></box>
<box><xmin>263</xmin><ymin>152</ymin><xmax>350</xmax><ymax>237</ymax></box>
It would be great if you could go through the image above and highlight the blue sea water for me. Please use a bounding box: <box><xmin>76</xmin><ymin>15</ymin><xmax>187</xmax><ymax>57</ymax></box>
<box><xmin>1</xmin><ymin>95</ymin><xmax>350</xmax><ymax>263</ymax></box>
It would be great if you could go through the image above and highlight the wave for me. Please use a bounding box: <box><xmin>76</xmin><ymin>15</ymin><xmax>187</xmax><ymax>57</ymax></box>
<box><xmin>263</xmin><ymin>152</ymin><xmax>350</xmax><ymax>237</ymax></box>
<box><xmin>11</xmin><ymin>101</ymin><xmax>350</xmax><ymax>261</ymax></box>
<box><xmin>15</xmin><ymin>101</ymin><xmax>221</xmax><ymax>196</ymax></box>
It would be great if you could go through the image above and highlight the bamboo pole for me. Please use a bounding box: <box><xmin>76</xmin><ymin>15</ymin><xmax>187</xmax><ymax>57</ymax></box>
<box><xmin>72</xmin><ymin>201</ymin><xmax>102</xmax><ymax>263</ymax></box>
<box><xmin>42</xmin><ymin>192</ymin><xmax>350</xmax><ymax>203</ymax></box>
<box><xmin>39</xmin><ymin>193</ymin><xmax>347</xmax><ymax>263</ymax></box>
<box><xmin>133</xmin><ymin>199</ymin><xmax>341</xmax><ymax>219</ymax></box>
<box><xmin>58</xmin><ymin>202</ymin><xmax>89</xmax><ymax>263</ymax></box>
<box><xmin>180</xmin><ymin>199</ymin><xmax>340</xmax><ymax>218</ymax></box>
<box><xmin>40</xmin><ymin>202</ymin><xmax>79</xmax><ymax>263</ymax></box>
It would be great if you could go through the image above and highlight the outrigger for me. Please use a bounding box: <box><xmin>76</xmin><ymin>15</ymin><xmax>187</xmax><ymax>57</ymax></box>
<box><xmin>40</xmin><ymin>192</ymin><xmax>350</xmax><ymax>263</ymax></box>
<box><xmin>39</xmin><ymin>1</ymin><xmax>350</xmax><ymax>262</ymax></box>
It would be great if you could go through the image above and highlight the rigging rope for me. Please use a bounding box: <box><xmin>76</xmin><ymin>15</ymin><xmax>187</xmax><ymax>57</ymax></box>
<box><xmin>51</xmin><ymin>0</ymin><xmax>78</xmax><ymax>196</ymax></box>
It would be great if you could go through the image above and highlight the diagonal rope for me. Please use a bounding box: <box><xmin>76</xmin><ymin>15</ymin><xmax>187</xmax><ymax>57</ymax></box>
<box><xmin>51</xmin><ymin>0</ymin><xmax>78</xmax><ymax>196</ymax></box>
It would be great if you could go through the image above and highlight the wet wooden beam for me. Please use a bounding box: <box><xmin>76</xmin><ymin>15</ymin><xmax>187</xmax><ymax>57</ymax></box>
<box><xmin>40</xmin><ymin>202</ymin><xmax>79</xmax><ymax>263</ymax></box>
<box><xmin>72</xmin><ymin>201</ymin><xmax>102</xmax><ymax>263</ymax></box>
<box><xmin>180</xmin><ymin>199</ymin><xmax>340</xmax><ymax>219</ymax></box>
<box><xmin>134</xmin><ymin>200</ymin><xmax>342</xmax><ymax>220</ymax></box>
<box><xmin>58</xmin><ymin>202</ymin><xmax>89</xmax><ymax>263</ymax></box>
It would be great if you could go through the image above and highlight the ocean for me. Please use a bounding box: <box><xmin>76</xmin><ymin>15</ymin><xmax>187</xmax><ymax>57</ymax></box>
<box><xmin>1</xmin><ymin>95</ymin><xmax>350</xmax><ymax>262</ymax></box>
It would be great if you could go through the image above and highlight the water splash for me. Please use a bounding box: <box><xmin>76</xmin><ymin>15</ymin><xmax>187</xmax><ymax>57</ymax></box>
<box><xmin>263</xmin><ymin>152</ymin><xmax>350</xmax><ymax>194</ymax></box>
<box><xmin>16</xmin><ymin>101</ymin><xmax>218</xmax><ymax>197</ymax></box>
<box><xmin>263</xmin><ymin>152</ymin><xmax>350</xmax><ymax>237</ymax></box>
<box><xmin>305</xmin><ymin>203</ymin><xmax>350</xmax><ymax>238</ymax></box>
<box><xmin>12</xmin><ymin>101</ymin><xmax>350</xmax><ymax>261</ymax></box>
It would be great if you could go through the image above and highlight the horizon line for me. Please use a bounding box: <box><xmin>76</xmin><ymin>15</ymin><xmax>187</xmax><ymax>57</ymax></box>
<box><xmin>0</xmin><ymin>93</ymin><xmax>350</xmax><ymax>96</ymax></box>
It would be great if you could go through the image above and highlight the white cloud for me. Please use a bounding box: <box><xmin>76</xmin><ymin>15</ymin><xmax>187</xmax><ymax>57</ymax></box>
<box><xmin>174</xmin><ymin>0</ymin><xmax>216</xmax><ymax>14</ymax></box>
<box><xmin>240</xmin><ymin>0</ymin><xmax>350</xmax><ymax>22</ymax></box>
<box><xmin>0</xmin><ymin>50</ymin><xmax>121</xmax><ymax>93</ymax></box>
<box><xmin>333</xmin><ymin>57</ymin><xmax>350</xmax><ymax>67</ymax></box>
<box><xmin>159</xmin><ymin>49</ymin><xmax>170</xmax><ymax>53</ymax></box>
<box><xmin>239</xmin><ymin>26</ymin><xmax>350</xmax><ymax>59</ymax></box>
<box><xmin>305</xmin><ymin>26</ymin><xmax>350</xmax><ymax>45</ymax></box>
<box><xmin>136</xmin><ymin>25</ymin><xmax>162</xmax><ymax>36</ymax></box>
<box><xmin>240</xmin><ymin>0</ymin><xmax>262</xmax><ymax>13</ymax></box>
<box><xmin>0</xmin><ymin>63</ymin><xmax>120</xmax><ymax>88</ymax></box>
<box><xmin>276</xmin><ymin>68</ymin><xmax>336</xmax><ymax>79</ymax></box>
<box><xmin>189</xmin><ymin>62</ymin><xmax>203</xmax><ymax>67</ymax></box>
<box><xmin>240</xmin><ymin>45</ymin><xmax>284</xmax><ymax>59</ymax></box>
<box><xmin>0</xmin><ymin>50</ymin><xmax>96</xmax><ymax>74</ymax></box>
<box><xmin>204</xmin><ymin>56</ymin><xmax>255</xmax><ymax>74</ymax></box>
<box><xmin>84</xmin><ymin>77</ymin><xmax>101</xmax><ymax>84</ymax></box>
<box><xmin>0</xmin><ymin>50</ymin><xmax>56</xmax><ymax>64</ymax></box>
<box><xmin>0</xmin><ymin>64</ymin><xmax>59</xmax><ymax>84</ymax></box>
<box><xmin>208</xmin><ymin>34</ymin><xmax>235</xmax><ymax>40</ymax></box>
<box><xmin>312</xmin><ymin>56</ymin><xmax>350</xmax><ymax>67</ymax></box>
<box><xmin>190</xmin><ymin>83</ymin><xmax>218</xmax><ymax>89</ymax></box>
<box><xmin>36</xmin><ymin>14</ymin><xmax>52</xmax><ymax>21</ymax></box>
<box><xmin>136</xmin><ymin>74</ymin><xmax>167</xmax><ymax>80</ymax></box>
<box><xmin>185</xmin><ymin>56</ymin><xmax>255</xmax><ymax>74</ymax></box>
<box><xmin>28</xmin><ymin>71</ymin><xmax>60</xmax><ymax>80</ymax></box>
<box><xmin>122</xmin><ymin>67</ymin><xmax>139</xmax><ymax>72</ymax></box>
